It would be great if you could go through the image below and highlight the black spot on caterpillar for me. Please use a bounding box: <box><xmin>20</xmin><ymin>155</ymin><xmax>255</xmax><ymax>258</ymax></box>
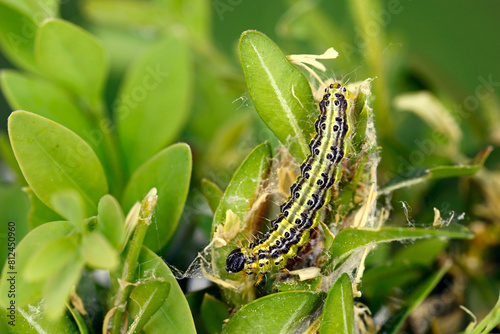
<box><xmin>226</xmin><ymin>82</ymin><xmax>353</xmax><ymax>275</ymax></box>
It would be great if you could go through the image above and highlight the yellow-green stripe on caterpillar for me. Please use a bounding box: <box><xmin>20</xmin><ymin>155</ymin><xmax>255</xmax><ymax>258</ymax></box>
<box><xmin>226</xmin><ymin>82</ymin><xmax>353</xmax><ymax>275</ymax></box>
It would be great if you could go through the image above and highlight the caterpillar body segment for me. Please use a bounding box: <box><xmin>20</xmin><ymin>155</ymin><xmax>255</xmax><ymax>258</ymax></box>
<box><xmin>226</xmin><ymin>82</ymin><xmax>353</xmax><ymax>275</ymax></box>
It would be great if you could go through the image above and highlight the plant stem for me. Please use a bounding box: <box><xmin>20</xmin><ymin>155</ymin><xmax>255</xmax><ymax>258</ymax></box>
<box><xmin>109</xmin><ymin>189</ymin><xmax>158</xmax><ymax>334</ymax></box>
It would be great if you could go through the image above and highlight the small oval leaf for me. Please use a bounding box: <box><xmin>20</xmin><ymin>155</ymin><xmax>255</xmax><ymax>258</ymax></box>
<box><xmin>0</xmin><ymin>221</ymin><xmax>75</xmax><ymax>307</ymax></box>
<box><xmin>239</xmin><ymin>30</ymin><xmax>316</xmax><ymax>162</ymax></box>
<box><xmin>24</xmin><ymin>235</ymin><xmax>77</xmax><ymax>282</ymax></box>
<box><xmin>116</xmin><ymin>37</ymin><xmax>193</xmax><ymax>173</ymax></box>
<box><xmin>320</xmin><ymin>273</ymin><xmax>355</xmax><ymax>334</ymax></box>
<box><xmin>136</xmin><ymin>247</ymin><xmax>196</xmax><ymax>334</ymax></box>
<box><xmin>201</xmin><ymin>294</ymin><xmax>230</xmax><ymax>334</ymax></box>
<box><xmin>223</xmin><ymin>291</ymin><xmax>324</xmax><ymax>333</ymax></box>
<box><xmin>0</xmin><ymin>70</ymin><xmax>99</xmax><ymax>156</ymax></box>
<box><xmin>122</xmin><ymin>143</ymin><xmax>192</xmax><ymax>251</ymax></box>
<box><xmin>0</xmin><ymin>298</ymin><xmax>78</xmax><ymax>333</ymax></box>
<box><xmin>44</xmin><ymin>257</ymin><xmax>85</xmax><ymax>319</ymax></box>
<box><xmin>201</xmin><ymin>179</ymin><xmax>223</xmax><ymax>214</ymax></box>
<box><xmin>50</xmin><ymin>190</ymin><xmax>86</xmax><ymax>226</ymax></box>
<box><xmin>81</xmin><ymin>232</ymin><xmax>118</xmax><ymax>270</ymax></box>
<box><xmin>211</xmin><ymin>142</ymin><xmax>272</xmax><ymax>236</ymax></box>
<box><xmin>127</xmin><ymin>279</ymin><xmax>171</xmax><ymax>334</ymax></box>
<box><xmin>35</xmin><ymin>19</ymin><xmax>107</xmax><ymax>106</ymax></box>
<box><xmin>97</xmin><ymin>194</ymin><xmax>125</xmax><ymax>249</ymax></box>
<box><xmin>0</xmin><ymin>4</ymin><xmax>37</xmax><ymax>72</ymax></box>
<box><xmin>8</xmin><ymin>111</ymin><xmax>108</xmax><ymax>216</ymax></box>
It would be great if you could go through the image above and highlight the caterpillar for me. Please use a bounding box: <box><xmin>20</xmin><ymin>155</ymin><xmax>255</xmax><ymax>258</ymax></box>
<box><xmin>225</xmin><ymin>82</ymin><xmax>353</xmax><ymax>275</ymax></box>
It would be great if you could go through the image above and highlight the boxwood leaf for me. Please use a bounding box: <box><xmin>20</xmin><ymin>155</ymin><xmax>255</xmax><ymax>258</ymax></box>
<box><xmin>80</xmin><ymin>232</ymin><xmax>118</xmax><ymax>270</ymax></box>
<box><xmin>319</xmin><ymin>273</ymin><xmax>355</xmax><ymax>334</ymax></box>
<box><xmin>201</xmin><ymin>179</ymin><xmax>223</xmax><ymax>214</ymax></box>
<box><xmin>44</xmin><ymin>256</ymin><xmax>85</xmax><ymax>319</ymax></box>
<box><xmin>116</xmin><ymin>37</ymin><xmax>192</xmax><ymax>174</ymax></box>
<box><xmin>323</xmin><ymin>223</ymin><xmax>473</xmax><ymax>273</ymax></box>
<box><xmin>211</xmin><ymin>142</ymin><xmax>272</xmax><ymax>236</ymax></box>
<box><xmin>0</xmin><ymin>70</ymin><xmax>100</xmax><ymax>155</ymax></box>
<box><xmin>127</xmin><ymin>279</ymin><xmax>171</xmax><ymax>334</ymax></box>
<box><xmin>0</xmin><ymin>3</ymin><xmax>38</xmax><ymax>72</ymax></box>
<box><xmin>35</xmin><ymin>19</ymin><xmax>107</xmax><ymax>108</ymax></box>
<box><xmin>210</xmin><ymin>142</ymin><xmax>272</xmax><ymax>305</ymax></box>
<box><xmin>8</xmin><ymin>111</ymin><xmax>108</xmax><ymax>216</ymax></box>
<box><xmin>135</xmin><ymin>247</ymin><xmax>196</xmax><ymax>334</ymax></box>
<box><xmin>222</xmin><ymin>291</ymin><xmax>324</xmax><ymax>333</ymax></box>
<box><xmin>97</xmin><ymin>194</ymin><xmax>125</xmax><ymax>249</ymax></box>
<box><xmin>122</xmin><ymin>143</ymin><xmax>191</xmax><ymax>251</ymax></box>
<box><xmin>24</xmin><ymin>235</ymin><xmax>77</xmax><ymax>282</ymax></box>
<box><xmin>0</xmin><ymin>221</ymin><xmax>75</xmax><ymax>307</ymax></box>
<box><xmin>201</xmin><ymin>294</ymin><xmax>230</xmax><ymax>334</ymax></box>
<box><xmin>239</xmin><ymin>30</ymin><xmax>316</xmax><ymax>162</ymax></box>
<box><xmin>50</xmin><ymin>190</ymin><xmax>85</xmax><ymax>227</ymax></box>
<box><xmin>0</xmin><ymin>298</ymin><xmax>78</xmax><ymax>334</ymax></box>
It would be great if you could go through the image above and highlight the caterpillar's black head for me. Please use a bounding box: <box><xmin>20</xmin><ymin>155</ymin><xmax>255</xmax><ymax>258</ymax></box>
<box><xmin>225</xmin><ymin>248</ymin><xmax>246</xmax><ymax>273</ymax></box>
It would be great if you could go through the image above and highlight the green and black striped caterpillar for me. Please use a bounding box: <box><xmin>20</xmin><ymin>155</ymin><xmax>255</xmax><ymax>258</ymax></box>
<box><xmin>226</xmin><ymin>82</ymin><xmax>353</xmax><ymax>275</ymax></box>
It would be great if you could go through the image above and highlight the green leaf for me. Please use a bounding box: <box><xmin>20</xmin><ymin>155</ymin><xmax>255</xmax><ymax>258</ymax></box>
<box><xmin>211</xmin><ymin>142</ymin><xmax>272</xmax><ymax>236</ymax></box>
<box><xmin>24</xmin><ymin>187</ymin><xmax>63</xmax><ymax>230</ymax></box>
<box><xmin>380</xmin><ymin>146</ymin><xmax>492</xmax><ymax>194</ymax></box>
<box><xmin>0</xmin><ymin>71</ymin><xmax>99</xmax><ymax>153</ymax></box>
<box><xmin>0</xmin><ymin>221</ymin><xmax>75</xmax><ymax>307</ymax></box>
<box><xmin>378</xmin><ymin>261</ymin><xmax>451</xmax><ymax>334</ymax></box>
<box><xmin>8</xmin><ymin>111</ymin><xmax>108</xmax><ymax>216</ymax></box>
<box><xmin>67</xmin><ymin>306</ymin><xmax>89</xmax><ymax>334</ymax></box>
<box><xmin>239</xmin><ymin>30</ymin><xmax>315</xmax><ymax>162</ymax></box>
<box><xmin>210</xmin><ymin>142</ymin><xmax>272</xmax><ymax>305</ymax></box>
<box><xmin>0</xmin><ymin>185</ymin><xmax>30</xmax><ymax>270</ymax></box>
<box><xmin>24</xmin><ymin>235</ymin><xmax>77</xmax><ymax>282</ymax></box>
<box><xmin>116</xmin><ymin>37</ymin><xmax>192</xmax><ymax>173</ymax></box>
<box><xmin>0</xmin><ymin>3</ymin><xmax>38</xmax><ymax>72</ymax></box>
<box><xmin>0</xmin><ymin>0</ymin><xmax>58</xmax><ymax>22</ymax></box>
<box><xmin>35</xmin><ymin>18</ymin><xmax>107</xmax><ymax>108</ymax></box>
<box><xmin>135</xmin><ymin>247</ymin><xmax>196</xmax><ymax>334</ymax></box>
<box><xmin>201</xmin><ymin>294</ymin><xmax>230</xmax><ymax>334</ymax></box>
<box><xmin>50</xmin><ymin>190</ymin><xmax>85</xmax><ymax>227</ymax></box>
<box><xmin>122</xmin><ymin>143</ymin><xmax>192</xmax><ymax>251</ymax></box>
<box><xmin>0</xmin><ymin>298</ymin><xmax>78</xmax><ymax>334</ymax></box>
<box><xmin>97</xmin><ymin>194</ymin><xmax>125</xmax><ymax>249</ymax></box>
<box><xmin>324</xmin><ymin>223</ymin><xmax>473</xmax><ymax>272</ymax></box>
<box><xmin>81</xmin><ymin>232</ymin><xmax>118</xmax><ymax>270</ymax></box>
<box><xmin>127</xmin><ymin>279</ymin><xmax>171</xmax><ymax>334</ymax></box>
<box><xmin>201</xmin><ymin>179</ymin><xmax>223</xmax><ymax>214</ymax></box>
<box><xmin>222</xmin><ymin>291</ymin><xmax>324</xmax><ymax>333</ymax></box>
<box><xmin>44</xmin><ymin>256</ymin><xmax>85</xmax><ymax>319</ymax></box>
<box><xmin>320</xmin><ymin>273</ymin><xmax>355</xmax><ymax>334</ymax></box>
